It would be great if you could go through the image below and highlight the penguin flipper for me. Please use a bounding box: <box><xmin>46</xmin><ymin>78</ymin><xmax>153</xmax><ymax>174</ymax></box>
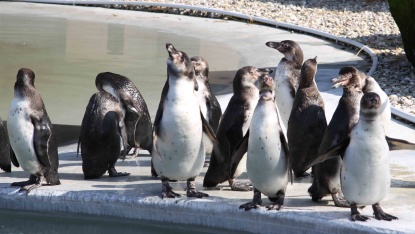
<box><xmin>201</xmin><ymin>111</ymin><xmax>217</xmax><ymax>142</ymax></box>
<box><xmin>154</xmin><ymin>79</ymin><xmax>169</xmax><ymax>137</ymax></box>
<box><xmin>206</xmin><ymin>95</ymin><xmax>222</xmax><ymax>133</ymax></box>
<box><xmin>122</xmin><ymin>99</ymin><xmax>139</xmax><ymax>147</ymax></box>
<box><xmin>32</xmin><ymin>117</ymin><xmax>52</xmax><ymax>168</ymax></box>
<box><xmin>386</xmin><ymin>136</ymin><xmax>415</xmax><ymax>151</ymax></box>
<box><xmin>229</xmin><ymin>130</ymin><xmax>249</xmax><ymax>178</ymax></box>
<box><xmin>10</xmin><ymin>147</ymin><xmax>19</xmax><ymax>168</ymax></box>
<box><xmin>280</xmin><ymin>130</ymin><xmax>293</xmax><ymax>184</ymax></box>
<box><xmin>305</xmin><ymin>138</ymin><xmax>350</xmax><ymax>169</ymax></box>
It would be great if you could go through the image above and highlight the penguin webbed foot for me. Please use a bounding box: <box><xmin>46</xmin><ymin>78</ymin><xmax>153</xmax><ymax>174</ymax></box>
<box><xmin>351</xmin><ymin>205</ymin><xmax>370</xmax><ymax>222</ymax></box>
<box><xmin>162</xmin><ymin>179</ymin><xmax>181</xmax><ymax>199</ymax></box>
<box><xmin>332</xmin><ymin>193</ymin><xmax>350</xmax><ymax>208</ymax></box>
<box><xmin>186</xmin><ymin>179</ymin><xmax>209</xmax><ymax>198</ymax></box>
<box><xmin>229</xmin><ymin>179</ymin><xmax>252</xmax><ymax>191</ymax></box>
<box><xmin>12</xmin><ymin>176</ymin><xmax>42</xmax><ymax>194</ymax></box>
<box><xmin>239</xmin><ymin>200</ymin><xmax>263</xmax><ymax>211</ymax></box>
<box><xmin>20</xmin><ymin>183</ymin><xmax>42</xmax><ymax>194</ymax></box>
<box><xmin>108</xmin><ymin>168</ymin><xmax>130</xmax><ymax>177</ymax></box>
<box><xmin>372</xmin><ymin>204</ymin><xmax>398</xmax><ymax>221</ymax></box>
<box><xmin>267</xmin><ymin>192</ymin><xmax>285</xmax><ymax>211</ymax></box>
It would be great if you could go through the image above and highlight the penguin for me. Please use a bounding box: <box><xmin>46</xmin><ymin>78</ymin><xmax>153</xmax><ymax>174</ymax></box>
<box><xmin>307</xmin><ymin>66</ymin><xmax>365</xmax><ymax>207</ymax></box>
<box><xmin>265</xmin><ymin>40</ymin><xmax>304</xmax><ymax>130</ymax></box>
<box><xmin>332</xmin><ymin>66</ymin><xmax>391</xmax><ymax>131</ymax></box>
<box><xmin>190</xmin><ymin>56</ymin><xmax>222</xmax><ymax>155</ymax></box>
<box><xmin>95</xmin><ymin>72</ymin><xmax>152</xmax><ymax>155</ymax></box>
<box><xmin>0</xmin><ymin>117</ymin><xmax>11</xmax><ymax>172</ymax></box>
<box><xmin>152</xmin><ymin>43</ymin><xmax>216</xmax><ymax>199</ymax></box>
<box><xmin>307</xmin><ymin>92</ymin><xmax>415</xmax><ymax>221</ymax></box>
<box><xmin>77</xmin><ymin>91</ymin><xmax>130</xmax><ymax>179</ymax></box>
<box><xmin>287</xmin><ymin>57</ymin><xmax>327</xmax><ymax>178</ymax></box>
<box><xmin>233</xmin><ymin>74</ymin><xmax>292</xmax><ymax>211</ymax></box>
<box><xmin>7</xmin><ymin>68</ymin><xmax>60</xmax><ymax>193</ymax></box>
<box><xmin>203</xmin><ymin>66</ymin><xmax>272</xmax><ymax>191</ymax></box>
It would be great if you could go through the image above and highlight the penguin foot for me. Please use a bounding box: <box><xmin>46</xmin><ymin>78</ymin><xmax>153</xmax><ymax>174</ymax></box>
<box><xmin>294</xmin><ymin>171</ymin><xmax>310</xmax><ymax>178</ymax></box>
<box><xmin>372</xmin><ymin>204</ymin><xmax>398</xmax><ymax>221</ymax></box>
<box><xmin>351</xmin><ymin>205</ymin><xmax>370</xmax><ymax>222</ymax></box>
<box><xmin>229</xmin><ymin>180</ymin><xmax>252</xmax><ymax>191</ymax></box>
<box><xmin>162</xmin><ymin>185</ymin><xmax>181</xmax><ymax>199</ymax></box>
<box><xmin>108</xmin><ymin>168</ymin><xmax>130</xmax><ymax>177</ymax></box>
<box><xmin>332</xmin><ymin>193</ymin><xmax>350</xmax><ymax>208</ymax></box>
<box><xmin>20</xmin><ymin>183</ymin><xmax>42</xmax><ymax>194</ymax></box>
<box><xmin>268</xmin><ymin>191</ymin><xmax>285</xmax><ymax>211</ymax></box>
<box><xmin>186</xmin><ymin>189</ymin><xmax>209</xmax><ymax>198</ymax></box>
<box><xmin>11</xmin><ymin>175</ymin><xmax>38</xmax><ymax>188</ymax></box>
<box><xmin>266</xmin><ymin>203</ymin><xmax>283</xmax><ymax>211</ymax></box>
<box><xmin>239</xmin><ymin>201</ymin><xmax>262</xmax><ymax>211</ymax></box>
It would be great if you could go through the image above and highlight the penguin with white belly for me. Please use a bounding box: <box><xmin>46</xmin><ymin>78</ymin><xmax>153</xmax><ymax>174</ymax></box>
<box><xmin>265</xmin><ymin>40</ymin><xmax>304</xmax><ymax>131</ymax></box>
<box><xmin>287</xmin><ymin>57</ymin><xmax>327</xmax><ymax>178</ymax></box>
<box><xmin>152</xmin><ymin>43</ymin><xmax>216</xmax><ymax>199</ymax></box>
<box><xmin>307</xmin><ymin>67</ymin><xmax>365</xmax><ymax>208</ymax></box>
<box><xmin>0</xmin><ymin>117</ymin><xmax>11</xmax><ymax>172</ymax></box>
<box><xmin>203</xmin><ymin>66</ymin><xmax>272</xmax><ymax>191</ymax></box>
<box><xmin>307</xmin><ymin>92</ymin><xmax>415</xmax><ymax>221</ymax></box>
<box><xmin>191</xmin><ymin>56</ymin><xmax>222</xmax><ymax>155</ymax></box>
<box><xmin>78</xmin><ymin>91</ymin><xmax>130</xmax><ymax>179</ymax></box>
<box><xmin>7</xmin><ymin>68</ymin><xmax>60</xmax><ymax>194</ymax></box>
<box><xmin>233</xmin><ymin>74</ymin><xmax>292</xmax><ymax>211</ymax></box>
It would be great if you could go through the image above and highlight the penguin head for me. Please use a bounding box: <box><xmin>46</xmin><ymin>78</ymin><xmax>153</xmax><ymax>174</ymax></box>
<box><xmin>234</xmin><ymin>66</ymin><xmax>272</xmax><ymax>91</ymax></box>
<box><xmin>332</xmin><ymin>66</ymin><xmax>366</xmax><ymax>91</ymax></box>
<box><xmin>258</xmin><ymin>75</ymin><xmax>275</xmax><ymax>100</ymax></box>
<box><xmin>190</xmin><ymin>56</ymin><xmax>209</xmax><ymax>79</ymax></box>
<box><xmin>362</xmin><ymin>76</ymin><xmax>379</xmax><ymax>93</ymax></box>
<box><xmin>360</xmin><ymin>92</ymin><xmax>381</xmax><ymax>118</ymax></box>
<box><xmin>16</xmin><ymin>68</ymin><xmax>35</xmax><ymax>86</ymax></box>
<box><xmin>299</xmin><ymin>57</ymin><xmax>318</xmax><ymax>88</ymax></box>
<box><xmin>265</xmin><ymin>40</ymin><xmax>304</xmax><ymax>67</ymax></box>
<box><xmin>166</xmin><ymin>43</ymin><xmax>194</xmax><ymax>79</ymax></box>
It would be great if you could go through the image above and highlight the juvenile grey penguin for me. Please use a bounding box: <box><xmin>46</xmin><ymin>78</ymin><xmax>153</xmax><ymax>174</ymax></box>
<box><xmin>308</xmin><ymin>92</ymin><xmax>415</xmax><ymax>221</ymax></box>
<box><xmin>0</xmin><ymin>117</ymin><xmax>11</xmax><ymax>172</ymax></box>
<box><xmin>332</xmin><ymin>66</ymin><xmax>391</xmax><ymax>131</ymax></box>
<box><xmin>7</xmin><ymin>68</ymin><xmax>60</xmax><ymax>193</ymax></box>
<box><xmin>152</xmin><ymin>43</ymin><xmax>216</xmax><ymax>198</ymax></box>
<box><xmin>78</xmin><ymin>91</ymin><xmax>130</xmax><ymax>179</ymax></box>
<box><xmin>287</xmin><ymin>57</ymin><xmax>327</xmax><ymax>178</ymax></box>
<box><xmin>265</xmin><ymin>40</ymin><xmax>304</xmax><ymax>130</ymax></box>
<box><xmin>233</xmin><ymin>75</ymin><xmax>291</xmax><ymax>211</ymax></box>
<box><xmin>307</xmin><ymin>66</ymin><xmax>365</xmax><ymax>207</ymax></box>
<box><xmin>203</xmin><ymin>66</ymin><xmax>272</xmax><ymax>191</ymax></box>
<box><xmin>191</xmin><ymin>56</ymin><xmax>222</xmax><ymax>155</ymax></box>
<box><xmin>95</xmin><ymin>72</ymin><xmax>152</xmax><ymax>155</ymax></box>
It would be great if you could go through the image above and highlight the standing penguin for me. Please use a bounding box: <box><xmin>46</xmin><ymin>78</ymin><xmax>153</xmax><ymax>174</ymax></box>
<box><xmin>78</xmin><ymin>91</ymin><xmax>130</xmax><ymax>179</ymax></box>
<box><xmin>95</xmin><ymin>72</ymin><xmax>152</xmax><ymax>155</ymax></box>
<box><xmin>308</xmin><ymin>92</ymin><xmax>415</xmax><ymax>221</ymax></box>
<box><xmin>307</xmin><ymin>66</ymin><xmax>365</xmax><ymax>207</ymax></box>
<box><xmin>287</xmin><ymin>57</ymin><xmax>326</xmax><ymax>177</ymax></box>
<box><xmin>203</xmin><ymin>66</ymin><xmax>272</xmax><ymax>191</ymax></box>
<box><xmin>0</xmin><ymin>117</ymin><xmax>11</xmax><ymax>172</ymax></box>
<box><xmin>265</xmin><ymin>40</ymin><xmax>304</xmax><ymax>130</ymax></box>
<box><xmin>152</xmin><ymin>43</ymin><xmax>216</xmax><ymax>198</ymax></box>
<box><xmin>233</xmin><ymin>75</ymin><xmax>291</xmax><ymax>211</ymax></box>
<box><xmin>332</xmin><ymin>66</ymin><xmax>391</xmax><ymax>131</ymax></box>
<box><xmin>7</xmin><ymin>68</ymin><xmax>60</xmax><ymax>193</ymax></box>
<box><xmin>191</xmin><ymin>56</ymin><xmax>222</xmax><ymax>155</ymax></box>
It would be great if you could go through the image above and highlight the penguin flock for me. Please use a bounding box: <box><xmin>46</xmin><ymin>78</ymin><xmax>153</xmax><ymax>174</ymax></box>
<box><xmin>1</xmin><ymin>41</ymin><xmax>415</xmax><ymax>222</ymax></box>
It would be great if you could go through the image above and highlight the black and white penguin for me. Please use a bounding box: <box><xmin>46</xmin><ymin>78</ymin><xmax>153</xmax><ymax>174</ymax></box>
<box><xmin>265</xmin><ymin>40</ymin><xmax>304</xmax><ymax>131</ymax></box>
<box><xmin>78</xmin><ymin>91</ymin><xmax>130</xmax><ymax>179</ymax></box>
<box><xmin>0</xmin><ymin>117</ymin><xmax>11</xmax><ymax>172</ymax></box>
<box><xmin>152</xmin><ymin>43</ymin><xmax>216</xmax><ymax>198</ymax></box>
<box><xmin>307</xmin><ymin>66</ymin><xmax>365</xmax><ymax>207</ymax></box>
<box><xmin>7</xmin><ymin>68</ymin><xmax>60</xmax><ymax>193</ymax></box>
<box><xmin>332</xmin><ymin>66</ymin><xmax>391</xmax><ymax>131</ymax></box>
<box><xmin>191</xmin><ymin>56</ymin><xmax>222</xmax><ymax>155</ymax></box>
<box><xmin>95</xmin><ymin>72</ymin><xmax>152</xmax><ymax>155</ymax></box>
<box><xmin>233</xmin><ymin>74</ymin><xmax>291</xmax><ymax>211</ymax></box>
<box><xmin>203</xmin><ymin>66</ymin><xmax>272</xmax><ymax>191</ymax></box>
<box><xmin>287</xmin><ymin>57</ymin><xmax>327</xmax><ymax>178</ymax></box>
<box><xmin>308</xmin><ymin>92</ymin><xmax>415</xmax><ymax>221</ymax></box>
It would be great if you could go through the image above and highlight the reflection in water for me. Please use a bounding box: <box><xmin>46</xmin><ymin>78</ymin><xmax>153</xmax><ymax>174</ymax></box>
<box><xmin>0</xmin><ymin>14</ymin><xmax>242</xmax><ymax>129</ymax></box>
<box><xmin>0</xmin><ymin>209</ymin><xmax>233</xmax><ymax>234</ymax></box>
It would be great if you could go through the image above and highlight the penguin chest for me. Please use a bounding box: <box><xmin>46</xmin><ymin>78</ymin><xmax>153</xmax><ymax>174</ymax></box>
<box><xmin>341</xmin><ymin>124</ymin><xmax>390</xmax><ymax>206</ymax></box>
<box><xmin>246</xmin><ymin>105</ymin><xmax>289</xmax><ymax>197</ymax></box>
<box><xmin>8</xmin><ymin>98</ymin><xmax>40</xmax><ymax>175</ymax></box>
<box><xmin>274</xmin><ymin>62</ymin><xmax>295</xmax><ymax>128</ymax></box>
<box><xmin>153</xmin><ymin>82</ymin><xmax>204</xmax><ymax>180</ymax></box>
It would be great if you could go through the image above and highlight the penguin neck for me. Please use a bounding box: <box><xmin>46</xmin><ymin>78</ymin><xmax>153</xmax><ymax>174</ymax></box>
<box><xmin>235</xmin><ymin>82</ymin><xmax>258</xmax><ymax>98</ymax></box>
<box><xmin>298</xmin><ymin>78</ymin><xmax>316</xmax><ymax>89</ymax></box>
<box><xmin>285</xmin><ymin>53</ymin><xmax>303</xmax><ymax>70</ymax></box>
<box><xmin>14</xmin><ymin>82</ymin><xmax>36</xmax><ymax>99</ymax></box>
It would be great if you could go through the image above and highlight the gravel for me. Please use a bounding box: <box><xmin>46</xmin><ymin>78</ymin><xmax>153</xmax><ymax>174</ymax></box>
<box><xmin>114</xmin><ymin>0</ymin><xmax>414</xmax><ymax>115</ymax></box>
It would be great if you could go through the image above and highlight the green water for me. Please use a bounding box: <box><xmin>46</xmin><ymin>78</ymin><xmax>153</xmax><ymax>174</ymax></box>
<box><xmin>0</xmin><ymin>14</ymin><xmax>240</xmax><ymax>126</ymax></box>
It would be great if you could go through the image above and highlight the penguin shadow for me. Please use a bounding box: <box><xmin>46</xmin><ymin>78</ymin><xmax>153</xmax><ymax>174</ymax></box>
<box><xmin>391</xmin><ymin>179</ymin><xmax>415</xmax><ymax>188</ymax></box>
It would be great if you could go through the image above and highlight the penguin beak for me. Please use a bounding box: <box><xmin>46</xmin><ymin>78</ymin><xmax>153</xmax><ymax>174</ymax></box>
<box><xmin>166</xmin><ymin>43</ymin><xmax>179</xmax><ymax>57</ymax></box>
<box><xmin>265</xmin><ymin>41</ymin><xmax>280</xmax><ymax>50</ymax></box>
<box><xmin>331</xmin><ymin>75</ymin><xmax>350</xmax><ymax>89</ymax></box>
